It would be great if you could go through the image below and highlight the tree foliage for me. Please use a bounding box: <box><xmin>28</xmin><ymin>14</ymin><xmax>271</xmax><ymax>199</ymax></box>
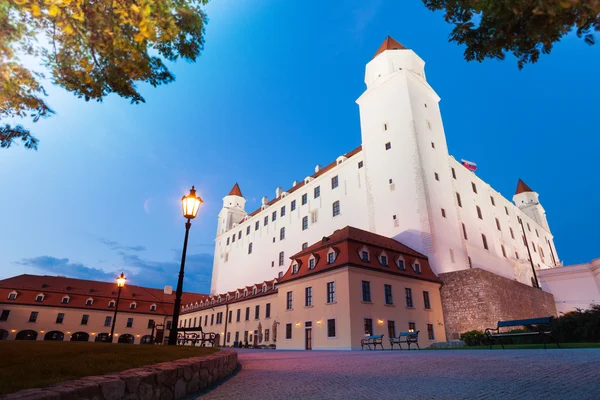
<box><xmin>423</xmin><ymin>0</ymin><xmax>600</xmax><ymax>68</ymax></box>
<box><xmin>1</xmin><ymin>0</ymin><xmax>209</xmax><ymax>150</ymax></box>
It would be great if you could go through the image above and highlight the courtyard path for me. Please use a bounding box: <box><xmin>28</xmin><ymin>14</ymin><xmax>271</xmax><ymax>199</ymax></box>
<box><xmin>196</xmin><ymin>348</ymin><xmax>600</xmax><ymax>399</ymax></box>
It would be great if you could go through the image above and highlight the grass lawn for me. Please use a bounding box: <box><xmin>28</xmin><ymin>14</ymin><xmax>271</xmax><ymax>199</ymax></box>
<box><xmin>428</xmin><ymin>342</ymin><xmax>600</xmax><ymax>350</ymax></box>
<box><xmin>0</xmin><ymin>341</ymin><xmax>219</xmax><ymax>395</ymax></box>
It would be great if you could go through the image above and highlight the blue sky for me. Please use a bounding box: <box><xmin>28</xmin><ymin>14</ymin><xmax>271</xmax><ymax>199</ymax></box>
<box><xmin>1</xmin><ymin>0</ymin><xmax>599</xmax><ymax>294</ymax></box>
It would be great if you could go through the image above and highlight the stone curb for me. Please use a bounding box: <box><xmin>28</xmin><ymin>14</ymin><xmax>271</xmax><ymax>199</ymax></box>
<box><xmin>1</xmin><ymin>350</ymin><xmax>238</xmax><ymax>400</ymax></box>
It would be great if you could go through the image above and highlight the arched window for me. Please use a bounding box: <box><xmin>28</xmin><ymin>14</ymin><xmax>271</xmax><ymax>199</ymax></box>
<box><xmin>61</xmin><ymin>295</ymin><xmax>70</xmax><ymax>304</ymax></box>
<box><xmin>0</xmin><ymin>329</ymin><xmax>9</xmax><ymax>340</ymax></box>
<box><xmin>44</xmin><ymin>331</ymin><xmax>64</xmax><ymax>341</ymax></box>
<box><xmin>118</xmin><ymin>334</ymin><xmax>135</xmax><ymax>344</ymax></box>
<box><xmin>8</xmin><ymin>291</ymin><xmax>18</xmax><ymax>300</ymax></box>
<box><xmin>140</xmin><ymin>335</ymin><xmax>154</xmax><ymax>344</ymax></box>
<box><xmin>35</xmin><ymin>293</ymin><xmax>45</xmax><ymax>302</ymax></box>
<box><xmin>108</xmin><ymin>300</ymin><xmax>116</xmax><ymax>308</ymax></box>
<box><xmin>150</xmin><ymin>304</ymin><xmax>157</xmax><ymax>311</ymax></box>
<box><xmin>16</xmin><ymin>330</ymin><xmax>38</xmax><ymax>340</ymax></box>
<box><xmin>70</xmin><ymin>332</ymin><xmax>90</xmax><ymax>342</ymax></box>
<box><xmin>95</xmin><ymin>333</ymin><xmax>111</xmax><ymax>342</ymax></box>
<box><xmin>86</xmin><ymin>298</ymin><xmax>94</xmax><ymax>306</ymax></box>
<box><xmin>129</xmin><ymin>302</ymin><xmax>137</xmax><ymax>310</ymax></box>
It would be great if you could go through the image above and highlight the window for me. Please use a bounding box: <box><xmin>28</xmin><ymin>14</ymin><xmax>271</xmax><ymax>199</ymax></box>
<box><xmin>204</xmin><ymin>315</ymin><xmax>208</xmax><ymax>326</ymax></box>
<box><xmin>36</xmin><ymin>294</ymin><xmax>44</xmax><ymax>302</ymax></box>
<box><xmin>314</xmin><ymin>186</ymin><xmax>320</xmax><ymax>199</ymax></box>
<box><xmin>291</xmin><ymin>200</ymin><xmax>296</xmax><ymax>211</ymax></box>
<box><xmin>510</xmin><ymin>227</ymin><xmax>515</xmax><ymax>239</ymax></box>
<box><xmin>245</xmin><ymin>307</ymin><xmax>250</xmax><ymax>321</ymax></box>
<box><xmin>452</xmin><ymin>168</ymin><xmax>456</xmax><ymax>179</ymax></box>
<box><xmin>292</xmin><ymin>263</ymin><xmax>299</xmax><ymax>274</ymax></box>
<box><xmin>29</xmin><ymin>311</ymin><xmax>38</xmax><ymax>322</ymax></box>
<box><xmin>130</xmin><ymin>303</ymin><xmax>136</xmax><ymax>310</ymax></box>
<box><xmin>441</xmin><ymin>208</ymin><xmax>446</xmax><ymax>218</ymax></box>
<box><xmin>501</xmin><ymin>245</ymin><xmax>507</xmax><ymax>258</ymax></box>
<box><xmin>305</xmin><ymin>287</ymin><xmax>312</xmax><ymax>307</ymax></box>
<box><xmin>431</xmin><ymin>142</ymin><xmax>435</xmax><ymax>149</ymax></box>
<box><xmin>301</xmin><ymin>193</ymin><xmax>307</xmax><ymax>205</ymax></box>
<box><xmin>380</xmin><ymin>255</ymin><xmax>388</xmax><ymax>266</ymax></box>
<box><xmin>8</xmin><ymin>292</ymin><xmax>17</xmax><ymax>300</ymax></box>
<box><xmin>278</xmin><ymin>272</ymin><xmax>283</xmax><ymax>279</ymax></box>
<box><xmin>166</xmin><ymin>321</ymin><xmax>172</xmax><ymax>330</ymax></box>
<box><xmin>286</xmin><ymin>323</ymin><xmax>292</xmax><ymax>339</ymax></box>
<box><xmin>255</xmin><ymin>221</ymin><xmax>259</xmax><ymax>231</ymax></box>
<box><xmin>280</xmin><ymin>206</ymin><xmax>286</xmax><ymax>217</ymax></box>
<box><xmin>327</xmin><ymin>319</ymin><xmax>336</xmax><ymax>338</ymax></box>
<box><xmin>236</xmin><ymin>309</ymin><xmax>241</xmax><ymax>322</ymax></box>
<box><xmin>385</xmin><ymin>142</ymin><xmax>391</xmax><ymax>150</ymax></box>
<box><xmin>56</xmin><ymin>312</ymin><xmax>64</xmax><ymax>324</ymax></box>
<box><xmin>264</xmin><ymin>329</ymin><xmax>270</xmax><ymax>342</ymax></box>
<box><xmin>472</xmin><ymin>182</ymin><xmax>477</xmax><ymax>193</ymax></box>
<box><xmin>388</xmin><ymin>321</ymin><xmax>396</xmax><ymax>338</ymax></box>
<box><xmin>302</xmin><ymin>242</ymin><xmax>308</xmax><ymax>249</ymax></box>
<box><xmin>81</xmin><ymin>315</ymin><xmax>89</xmax><ymax>325</ymax></box>
<box><xmin>246</xmin><ymin>226</ymin><xmax>250</xmax><ymax>235</ymax></box>
<box><xmin>423</xmin><ymin>291</ymin><xmax>431</xmax><ymax>309</ymax></box>
<box><xmin>413</xmin><ymin>263</ymin><xmax>421</xmax><ymax>274</ymax></box>
<box><xmin>264</xmin><ymin>216</ymin><xmax>268</xmax><ymax>226</ymax></box>
<box><xmin>332</xmin><ymin>200</ymin><xmax>340</xmax><ymax>217</ymax></box>
<box><xmin>384</xmin><ymin>284</ymin><xmax>393</xmax><ymax>305</ymax></box>
<box><xmin>61</xmin><ymin>296</ymin><xmax>69</xmax><ymax>304</ymax></box>
<box><xmin>210</xmin><ymin>314</ymin><xmax>214</xmax><ymax>325</ymax></box>
<box><xmin>248</xmin><ymin>243</ymin><xmax>253</xmax><ymax>254</ymax></box>
<box><xmin>409</xmin><ymin>322</ymin><xmax>416</xmax><ymax>333</ymax></box>
<box><xmin>327</xmin><ymin>282</ymin><xmax>335</xmax><ymax>303</ymax></box>
<box><xmin>280</xmin><ymin>227</ymin><xmax>285</xmax><ymax>240</ymax></box>
<box><xmin>434</xmin><ymin>172</ymin><xmax>439</xmax><ymax>181</ymax></box>
<box><xmin>536</xmin><ymin>229</ymin><xmax>540</xmax><ymax>238</ymax></box>
<box><xmin>532</xmin><ymin>241</ymin><xmax>537</xmax><ymax>253</ymax></box>
<box><xmin>302</xmin><ymin>216</ymin><xmax>308</xmax><ymax>230</ymax></box>
<box><xmin>266</xmin><ymin>303</ymin><xmax>271</xmax><ymax>318</ymax></box>
<box><xmin>331</xmin><ymin>176</ymin><xmax>339</xmax><ymax>189</ymax></box>
<box><xmin>405</xmin><ymin>288</ymin><xmax>413</xmax><ymax>307</ymax></box>
<box><xmin>384</xmin><ymin>123</ymin><xmax>388</xmax><ymax>131</ymax></box>
<box><xmin>397</xmin><ymin>259</ymin><xmax>405</xmax><ymax>270</ymax></box>
<box><xmin>244</xmin><ymin>331</ymin><xmax>248</xmax><ymax>343</ymax></box>
<box><xmin>127</xmin><ymin>318</ymin><xmax>133</xmax><ymax>327</ymax></box>
<box><xmin>505</xmin><ymin>206</ymin><xmax>509</xmax><ymax>215</ymax></box>
<box><xmin>427</xmin><ymin>324</ymin><xmax>435</xmax><ymax>340</ymax></box>
<box><xmin>272</xmin><ymin>211</ymin><xmax>277</xmax><ymax>222</ymax></box>
<box><xmin>255</xmin><ymin>305</ymin><xmax>260</xmax><ymax>320</ymax></box>
<box><xmin>490</xmin><ymin>196</ymin><xmax>495</xmax><ymax>206</ymax></box>
<box><xmin>226</xmin><ymin>332</ymin><xmax>231</xmax><ymax>343</ymax></box>
<box><xmin>238</xmin><ymin>231</ymin><xmax>242</xmax><ymax>239</ymax></box>
<box><xmin>361</xmin><ymin>251</ymin><xmax>369</xmax><ymax>262</ymax></box>
<box><xmin>364</xmin><ymin>318</ymin><xmax>373</xmax><ymax>336</ymax></box>
<box><xmin>462</xmin><ymin>223</ymin><xmax>468</xmax><ymax>240</ymax></box>
<box><xmin>226</xmin><ymin>238</ymin><xmax>230</xmax><ymax>245</ymax></box>
<box><xmin>361</xmin><ymin>281</ymin><xmax>371</xmax><ymax>302</ymax></box>
<box><xmin>286</xmin><ymin>291</ymin><xmax>293</xmax><ymax>310</ymax></box>
<box><xmin>456</xmin><ymin>192</ymin><xmax>462</xmax><ymax>207</ymax></box>
<box><xmin>0</xmin><ymin>310</ymin><xmax>10</xmax><ymax>321</ymax></box>
<box><xmin>232</xmin><ymin>234</ymin><xmax>235</xmax><ymax>243</ymax></box>
<box><xmin>358</xmin><ymin>161</ymin><xmax>364</xmax><ymax>169</ymax></box>
<box><xmin>278</xmin><ymin>251</ymin><xmax>285</xmax><ymax>266</ymax></box>
<box><xmin>150</xmin><ymin>304</ymin><xmax>156</xmax><ymax>311</ymax></box>
<box><xmin>309</xmin><ymin>258</ymin><xmax>315</xmax><ymax>269</ymax></box>
<box><xmin>476</xmin><ymin>206</ymin><xmax>483</xmax><ymax>219</ymax></box>
<box><xmin>527</xmin><ymin>223</ymin><xmax>531</xmax><ymax>232</ymax></box>
<box><xmin>496</xmin><ymin>218</ymin><xmax>501</xmax><ymax>231</ymax></box>
<box><xmin>482</xmin><ymin>234</ymin><xmax>489</xmax><ymax>250</ymax></box>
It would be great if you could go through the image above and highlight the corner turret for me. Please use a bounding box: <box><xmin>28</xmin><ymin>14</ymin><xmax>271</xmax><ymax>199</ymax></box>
<box><xmin>217</xmin><ymin>183</ymin><xmax>247</xmax><ymax>235</ymax></box>
<box><xmin>512</xmin><ymin>179</ymin><xmax>549</xmax><ymax>231</ymax></box>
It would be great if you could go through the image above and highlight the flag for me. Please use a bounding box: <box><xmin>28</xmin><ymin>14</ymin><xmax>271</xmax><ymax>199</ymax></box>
<box><xmin>461</xmin><ymin>159</ymin><xmax>477</xmax><ymax>172</ymax></box>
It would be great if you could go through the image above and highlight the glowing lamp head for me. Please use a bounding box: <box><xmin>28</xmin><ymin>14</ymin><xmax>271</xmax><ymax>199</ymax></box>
<box><xmin>117</xmin><ymin>273</ymin><xmax>126</xmax><ymax>288</ymax></box>
<box><xmin>182</xmin><ymin>186</ymin><xmax>203</xmax><ymax>220</ymax></box>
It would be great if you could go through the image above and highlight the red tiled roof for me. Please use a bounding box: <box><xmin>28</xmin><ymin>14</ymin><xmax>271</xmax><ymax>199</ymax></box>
<box><xmin>373</xmin><ymin>36</ymin><xmax>406</xmax><ymax>59</ymax></box>
<box><xmin>228</xmin><ymin>183</ymin><xmax>243</xmax><ymax>197</ymax></box>
<box><xmin>515</xmin><ymin>179</ymin><xmax>534</xmax><ymax>195</ymax></box>
<box><xmin>0</xmin><ymin>274</ymin><xmax>208</xmax><ymax>315</ymax></box>
<box><xmin>278</xmin><ymin>226</ymin><xmax>440</xmax><ymax>284</ymax></box>
<box><xmin>246</xmin><ymin>146</ymin><xmax>362</xmax><ymax>218</ymax></box>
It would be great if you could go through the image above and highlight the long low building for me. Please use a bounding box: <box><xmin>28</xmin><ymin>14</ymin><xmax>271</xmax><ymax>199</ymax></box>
<box><xmin>0</xmin><ymin>274</ymin><xmax>206</xmax><ymax>344</ymax></box>
<box><xmin>179</xmin><ymin>226</ymin><xmax>446</xmax><ymax>350</ymax></box>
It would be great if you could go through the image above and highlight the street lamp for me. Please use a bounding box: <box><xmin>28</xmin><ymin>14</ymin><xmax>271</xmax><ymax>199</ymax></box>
<box><xmin>168</xmin><ymin>186</ymin><xmax>203</xmax><ymax>345</ymax></box>
<box><xmin>109</xmin><ymin>273</ymin><xmax>126</xmax><ymax>343</ymax></box>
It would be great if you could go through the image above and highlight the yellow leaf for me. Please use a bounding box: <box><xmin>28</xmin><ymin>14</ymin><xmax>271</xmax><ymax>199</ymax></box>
<box><xmin>49</xmin><ymin>5</ymin><xmax>60</xmax><ymax>17</ymax></box>
<box><xmin>31</xmin><ymin>4</ymin><xmax>41</xmax><ymax>16</ymax></box>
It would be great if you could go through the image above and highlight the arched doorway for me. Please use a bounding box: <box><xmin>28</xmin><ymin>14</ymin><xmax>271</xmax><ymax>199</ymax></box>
<box><xmin>0</xmin><ymin>329</ymin><xmax>9</xmax><ymax>340</ymax></box>
<box><xmin>44</xmin><ymin>331</ymin><xmax>64</xmax><ymax>341</ymax></box>
<box><xmin>95</xmin><ymin>333</ymin><xmax>111</xmax><ymax>343</ymax></box>
<box><xmin>118</xmin><ymin>334</ymin><xmax>134</xmax><ymax>344</ymax></box>
<box><xmin>70</xmin><ymin>332</ymin><xmax>90</xmax><ymax>342</ymax></box>
<box><xmin>140</xmin><ymin>335</ymin><xmax>153</xmax><ymax>344</ymax></box>
<box><xmin>16</xmin><ymin>330</ymin><xmax>37</xmax><ymax>340</ymax></box>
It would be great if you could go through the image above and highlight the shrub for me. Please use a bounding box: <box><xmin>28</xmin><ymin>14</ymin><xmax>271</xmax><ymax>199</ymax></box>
<box><xmin>553</xmin><ymin>305</ymin><xmax>600</xmax><ymax>343</ymax></box>
<box><xmin>460</xmin><ymin>330</ymin><xmax>486</xmax><ymax>346</ymax></box>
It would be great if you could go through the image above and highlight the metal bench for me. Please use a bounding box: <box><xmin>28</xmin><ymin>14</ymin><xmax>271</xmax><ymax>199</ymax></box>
<box><xmin>177</xmin><ymin>331</ymin><xmax>216</xmax><ymax>347</ymax></box>
<box><xmin>361</xmin><ymin>334</ymin><xmax>384</xmax><ymax>350</ymax></box>
<box><xmin>485</xmin><ymin>317</ymin><xmax>559</xmax><ymax>349</ymax></box>
<box><xmin>389</xmin><ymin>331</ymin><xmax>420</xmax><ymax>350</ymax></box>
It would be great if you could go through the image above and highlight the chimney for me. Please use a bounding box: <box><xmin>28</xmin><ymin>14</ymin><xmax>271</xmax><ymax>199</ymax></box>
<box><xmin>275</xmin><ymin>187</ymin><xmax>283</xmax><ymax>198</ymax></box>
<box><xmin>292</xmin><ymin>180</ymin><xmax>298</xmax><ymax>187</ymax></box>
<box><xmin>164</xmin><ymin>285</ymin><xmax>173</xmax><ymax>295</ymax></box>
<box><xmin>315</xmin><ymin>165</ymin><xmax>321</xmax><ymax>173</ymax></box>
<box><xmin>261</xmin><ymin>196</ymin><xmax>268</xmax><ymax>205</ymax></box>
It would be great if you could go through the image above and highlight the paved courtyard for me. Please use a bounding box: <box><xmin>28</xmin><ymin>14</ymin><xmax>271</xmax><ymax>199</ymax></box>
<box><xmin>197</xmin><ymin>348</ymin><xmax>600</xmax><ymax>399</ymax></box>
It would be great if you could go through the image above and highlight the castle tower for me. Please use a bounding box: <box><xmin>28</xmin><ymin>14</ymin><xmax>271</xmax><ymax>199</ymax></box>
<box><xmin>513</xmin><ymin>179</ymin><xmax>550</xmax><ymax>231</ymax></box>
<box><xmin>217</xmin><ymin>183</ymin><xmax>247</xmax><ymax>235</ymax></box>
<box><xmin>356</xmin><ymin>36</ymin><xmax>468</xmax><ymax>275</ymax></box>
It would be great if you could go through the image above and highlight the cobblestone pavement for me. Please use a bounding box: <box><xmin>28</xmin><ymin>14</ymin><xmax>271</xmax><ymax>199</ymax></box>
<box><xmin>197</xmin><ymin>348</ymin><xmax>600</xmax><ymax>400</ymax></box>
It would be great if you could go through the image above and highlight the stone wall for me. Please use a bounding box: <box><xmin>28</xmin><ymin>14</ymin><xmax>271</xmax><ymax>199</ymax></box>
<box><xmin>439</xmin><ymin>268</ymin><xmax>557</xmax><ymax>340</ymax></box>
<box><xmin>1</xmin><ymin>350</ymin><xmax>237</xmax><ymax>400</ymax></box>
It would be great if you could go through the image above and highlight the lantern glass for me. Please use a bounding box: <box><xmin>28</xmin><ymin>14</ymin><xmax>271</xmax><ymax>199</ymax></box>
<box><xmin>182</xmin><ymin>186</ymin><xmax>203</xmax><ymax>219</ymax></box>
<box><xmin>117</xmin><ymin>273</ymin><xmax>126</xmax><ymax>288</ymax></box>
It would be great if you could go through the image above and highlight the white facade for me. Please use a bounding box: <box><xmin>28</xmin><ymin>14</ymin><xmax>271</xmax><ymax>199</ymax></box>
<box><xmin>538</xmin><ymin>258</ymin><xmax>600</xmax><ymax>314</ymax></box>
<box><xmin>210</xmin><ymin>40</ymin><xmax>559</xmax><ymax>295</ymax></box>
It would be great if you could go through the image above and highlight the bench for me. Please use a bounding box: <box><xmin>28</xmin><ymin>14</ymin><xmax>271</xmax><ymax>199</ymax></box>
<box><xmin>361</xmin><ymin>334</ymin><xmax>384</xmax><ymax>350</ymax></box>
<box><xmin>389</xmin><ymin>331</ymin><xmax>420</xmax><ymax>350</ymax></box>
<box><xmin>177</xmin><ymin>332</ymin><xmax>216</xmax><ymax>347</ymax></box>
<box><xmin>485</xmin><ymin>317</ymin><xmax>559</xmax><ymax>349</ymax></box>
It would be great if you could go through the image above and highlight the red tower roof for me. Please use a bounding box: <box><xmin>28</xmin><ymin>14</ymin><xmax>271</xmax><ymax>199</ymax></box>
<box><xmin>228</xmin><ymin>183</ymin><xmax>243</xmax><ymax>197</ymax></box>
<box><xmin>373</xmin><ymin>36</ymin><xmax>407</xmax><ymax>59</ymax></box>
<box><xmin>515</xmin><ymin>179</ymin><xmax>534</xmax><ymax>195</ymax></box>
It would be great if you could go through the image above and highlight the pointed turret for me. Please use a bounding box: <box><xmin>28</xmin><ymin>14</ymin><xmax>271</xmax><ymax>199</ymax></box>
<box><xmin>515</xmin><ymin>179</ymin><xmax>533</xmax><ymax>195</ymax></box>
<box><xmin>217</xmin><ymin>183</ymin><xmax>247</xmax><ymax>235</ymax></box>
<box><xmin>363</xmin><ymin>36</ymin><xmax>425</xmax><ymax>89</ymax></box>
<box><xmin>513</xmin><ymin>179</ymin><xmax>549</xmax><ymax>231</ymax></box>
<box><xmin>373</xmin><ymin>36</ymin><xmax>407</xmax><ymax>59</ymax></box>
<box><xmin>229</xmin><ymin>183</ymin><xmax>243</xmax><ymax>197</ymax></box>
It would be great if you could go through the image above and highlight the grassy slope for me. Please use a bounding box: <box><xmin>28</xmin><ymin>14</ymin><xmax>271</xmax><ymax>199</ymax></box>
<box><xmin>0</xmin><ymin>342</ymin><xmax>219</xmax><ymax>395</ymax></box>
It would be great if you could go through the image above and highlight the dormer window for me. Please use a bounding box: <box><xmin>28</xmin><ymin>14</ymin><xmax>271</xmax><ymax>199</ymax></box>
<box><xmin>361</xmin><ymin>251</ymin><xmax>369</xmax><ymax>262</ymax></box>
<box><xmin>150</xmin><ymin>304</ymin><xmax>157</xmax><ymax>311</ymax></box>
<box><xmin>235</xmin><ymin>292</ymin><xmax>239</xmax><ymax>299</ymax></box>
<box><xmin>108</xmin><ymin>300</ymin><xmax>116</xmax><ymax>308</ymax></box>
<box><xmin>244</xmin><ymin>289</ymin><xmax>248</xmax><ymax>297</ymax></box>
<box><xmin>262</xmin><ymin>285</ymin><xmax>267</xmax><ymax>293</ymax></box>
<box><xmin>380</xmin><ymin>254</ymin><xmax>388</xmax><ymax>267</ymax></box>
<box><xmin>129</xmin><ymin>302</ymin><xmax>137</xmax><ymax>310</ymax></box>
<box><xmin>327</xmin><ymin>252</ymin><xmax>335</xmax><ymax>264</ymax></box>
<box><xmin>85</xmin><ymin>298</ymin><xmax>94</xmax><ymax>306</ymax></box>
<box><xmin>413</xmin><ymin>263</ymin><xmax>421</xmax><ymax>274</ymax></box>
<box><xmin>35</xmin><ymin>293</ymin><xmax>45</xmax><ymax>302</ymax></box>
<box><xmin>308</xmin><ymin>256</ymin><xmax>316</xmax><ymax>270</ymax></box>
<box><xmin>292</xmin><ymin>264</ymin><xmax>299</xmax><ymax>274</ymax></box>
<box><xmin>397</xmin><ymin>258</ymin><xmax>406</xmax><ymax>270</ymax></box>
<box><xmin>226</xmin><ymin>294</ymin><xmax>230</xmax><ymax>301</ymax></box>
<box><xmin>8</xmin><ymin>291</ymin><xmax>18</xmax><ymax>300</ymax></box>
<box><xmin>61</xmin><ymin>296</ymin><xmax>70</xmax><ymax>304</ymax></box>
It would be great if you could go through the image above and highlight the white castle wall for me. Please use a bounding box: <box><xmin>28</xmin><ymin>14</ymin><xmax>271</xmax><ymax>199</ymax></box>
<box><xmin>209</xmin><ymin>45</ymin><xmax>560</xmax><ymax>295</ymax></box>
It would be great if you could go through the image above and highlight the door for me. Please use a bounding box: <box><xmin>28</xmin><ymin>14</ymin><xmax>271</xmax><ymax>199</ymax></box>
<box><xmin>305</xmin><ymin>328</ymin><xmax>312</xmax><ymax>350</ymax></box>
<box><xmin>155</xmin><ymin>329</ymin><xmax>164</xmax><ymax>344</ymax></box>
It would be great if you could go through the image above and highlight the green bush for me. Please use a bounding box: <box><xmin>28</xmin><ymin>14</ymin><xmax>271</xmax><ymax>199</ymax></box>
<box><xmin>460</xmin><ymin>330</ymin><xmax>486</xmax><ymax>346</ymax></box>
<box><xmin>553</xmin><ymin>304</ymin><xmax>600</xmax><ymax>343</ymax></box>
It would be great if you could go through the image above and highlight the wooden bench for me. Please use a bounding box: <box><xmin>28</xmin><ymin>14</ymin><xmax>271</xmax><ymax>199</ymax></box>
<box><xmin>389</xmin><ymin>331</ymin><xmax>420</xmax><ymax>350</ymax></box>
<box><xmin>485</xmin><ymin>317</ymin><xmax>559</xmax><ymax>349</ymax></box>
<box><xmin>361</xmin><ymin>334</ymin><xmax>384</xmax><ymax>350</ymax></box>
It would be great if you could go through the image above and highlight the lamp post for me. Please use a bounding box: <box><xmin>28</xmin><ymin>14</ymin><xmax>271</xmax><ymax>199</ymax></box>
<box><xmin>168</xmin><ymin>186</ymin><xmax>203</xmax><ymax>345</ymax></box>
<box><xmin>109</xmin><ymin>273</ymin><xmax>126</xmax><ymax>343</ymax></box>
